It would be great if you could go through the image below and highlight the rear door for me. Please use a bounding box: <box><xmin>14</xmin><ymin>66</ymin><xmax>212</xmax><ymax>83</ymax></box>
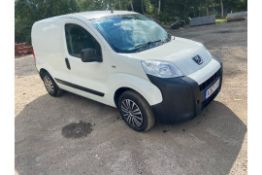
<box><xmin>60</xmin><ymin>19</ymin><xmax>109</xmax><ymax>98</ymax></box>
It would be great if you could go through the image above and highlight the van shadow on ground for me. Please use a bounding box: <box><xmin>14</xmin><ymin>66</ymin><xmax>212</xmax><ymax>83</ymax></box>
<box><xmin>15</xmin><ymin>93</ymin><xmax>246</xmax><ymax>175</ymax></box>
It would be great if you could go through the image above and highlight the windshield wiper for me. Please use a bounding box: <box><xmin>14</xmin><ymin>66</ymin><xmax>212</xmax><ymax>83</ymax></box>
<box><xmin>133</xmin><ymin>39</ymin><xmax>162</xmax><ymax>52</ymax></box>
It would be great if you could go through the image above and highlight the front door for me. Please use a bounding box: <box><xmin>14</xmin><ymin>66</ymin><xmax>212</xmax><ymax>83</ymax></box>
<box><xmin>61</xmin><ymin>20</ymin><xmax>108</xmax><ymax>98</ymax></box>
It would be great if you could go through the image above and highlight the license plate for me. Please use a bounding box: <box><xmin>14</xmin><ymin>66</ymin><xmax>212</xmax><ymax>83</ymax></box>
<box><xmin>205</xmin><ymin>79</ymin><xmax>220</xmax><ymax>99</ymax></box>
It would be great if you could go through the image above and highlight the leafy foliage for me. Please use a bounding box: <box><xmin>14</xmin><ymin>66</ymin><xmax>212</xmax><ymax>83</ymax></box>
<box><xmin>15</xmin><ymin>0</ymin><xmax>79</xmax><ymax>43</ymax></box>
<box><xmin>15</xmin><ymin>0</ymin><xmax>247</xmax><ymax>43</ymax></box>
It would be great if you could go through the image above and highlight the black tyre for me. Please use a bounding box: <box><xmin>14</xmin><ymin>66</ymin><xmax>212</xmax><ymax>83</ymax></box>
<box><xmin>117</xmin><ymin>90</ymin><xmax>155</xmax><ymax>132</ymax></box>
<box><xmin>42</xmin><ymin>73</ymin><xmax>63</xmax><ymax>97</ymax></box>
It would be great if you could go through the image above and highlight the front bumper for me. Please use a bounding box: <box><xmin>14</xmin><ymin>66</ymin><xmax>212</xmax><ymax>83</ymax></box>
<box><xmin>148</xmin><ymin>67</ymin><xmax>223</xmax><ymax>123</ymax></box>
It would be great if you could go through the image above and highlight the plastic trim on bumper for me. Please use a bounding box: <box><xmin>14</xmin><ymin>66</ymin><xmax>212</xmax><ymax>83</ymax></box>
<box><xmin>148</xmin><ymin>68</ymin><xmax>223</xmax><ymax>123</ymax></box>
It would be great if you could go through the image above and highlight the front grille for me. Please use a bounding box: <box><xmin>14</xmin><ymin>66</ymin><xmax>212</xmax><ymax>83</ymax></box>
<box><xmin>199</xmin><ymin>68</ymin><xmax>222</xmax><ymax>109</ymax></box>
<box><xmin>199</xmin><ymin>68</ymin><xmax>222</xmax><ymax>91</ymax></box>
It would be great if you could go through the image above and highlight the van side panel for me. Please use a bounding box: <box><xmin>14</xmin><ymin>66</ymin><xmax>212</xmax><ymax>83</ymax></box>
<box><xmin>32</xmin><ymin>19</ymin><xmax>66</xmax><ymax>80</ymax></box>
<box><xmin>32</xmin><ymin>16</ymin><xmax>163</xmax><ymax>108</ymax></box>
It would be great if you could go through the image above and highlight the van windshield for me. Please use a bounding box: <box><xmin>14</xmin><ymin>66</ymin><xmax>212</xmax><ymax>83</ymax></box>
<box><xmin>92</xmin><ymin>14</ymin><xmax>171</xmax><ymax>53</ymax></box>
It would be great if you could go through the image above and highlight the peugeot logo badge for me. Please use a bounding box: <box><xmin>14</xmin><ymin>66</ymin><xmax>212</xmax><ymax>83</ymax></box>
<box><xmin>192</xmin><ymin>55</ymin><xmax>203</xmax><ymax>65</ymax></box>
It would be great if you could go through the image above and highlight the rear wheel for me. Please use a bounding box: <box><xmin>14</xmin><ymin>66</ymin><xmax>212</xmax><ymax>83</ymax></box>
<box><xmin>117</xmin><ymin>90</ymin><xmax>155</xmax><ymax>132</ymax></box>
<box><xmin>42</xmin><ymin>73</ymin><xmax>63</xmax><ymax>97</ymax></box>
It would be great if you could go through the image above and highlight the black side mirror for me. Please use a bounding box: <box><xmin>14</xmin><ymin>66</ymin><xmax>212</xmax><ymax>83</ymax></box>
<box><xmin>81</xmin><ymin>48</ymin><xmax>101</xmax><ymax>62</ymax></box>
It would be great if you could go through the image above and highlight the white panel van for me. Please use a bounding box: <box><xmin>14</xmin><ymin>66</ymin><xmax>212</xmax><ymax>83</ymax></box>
<box><xmin>31</xmin><ymin>11</ymin><xmax>222</xmax><ymax>132</ymax></box>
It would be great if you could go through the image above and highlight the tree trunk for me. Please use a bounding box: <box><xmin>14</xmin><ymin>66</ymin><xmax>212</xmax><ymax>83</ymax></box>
<box><xmin>118</xmin><ymin>0</ymin><xmax>121</xmax><ymax>10</ymax></box>
<box><xmin>130</xmin><ymin>1</ymin><xmax>134</xmax><ymax>11</ymax></box>
<box><xmin>206</xmin><ymin>0</ymin><xmax>209</xmax><ymax>16</ymax></box>
<box><xmin>220</xmin><ymin>0</ymin><xmax>224</xmax><ymax>17</ymax></box>
<box><xmin>158</xmin><ymin>0</ymin><xmax>161</xmax><ymax>15</ymax></box>
<box><xmin>109</xmin><ymin>0</ymin><xmax>113</xmax><ymax>13</ymax></box>
<box><xmin>199</xmin><ymin>2</ymin><xmax>201</xmax><ymax>17</ymax></box>
<box><xmin>141</xmin><ymin>0</ymin><xmax>144</xmax><ymax>14</ymax></box>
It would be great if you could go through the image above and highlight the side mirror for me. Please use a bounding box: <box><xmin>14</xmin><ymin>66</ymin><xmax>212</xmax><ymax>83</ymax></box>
<box><xmin>81</xmin><ymin>48</ymin><xmax>101</xmax><ymax>62</ymax></box>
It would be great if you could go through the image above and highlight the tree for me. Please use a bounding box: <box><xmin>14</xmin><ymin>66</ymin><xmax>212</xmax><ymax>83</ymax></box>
<box><xmin>15</xmin><ymin>0</ymin><xmax>79</xmax><ymax>43</ymax></box>
<box><xmin>15</xmin><ymin>0</ymin><xmax>248</xmax><ymax>43</ymax></box>
<box><xmin>220</xmin><ymin>0</ymin><xmax>224</xmax><ymax>17</ymax></box>
<box><xmin>77</xmin><ymin>0</ymin><xmax>106</xmax><ymax>10</ymax></box>
<box><xmin>130</xmin><ymin>0</ymin><xmax>134</xmax><ymax>11</ymax></box>
<box><xmin>157</xmin><ymin>0</ymin><xmax>161</xmax><ymax>15</ymax></box>
<box><xmin>144</xmin><ymin>0</ymin><xmax>154</xmax><ymax>14</ymax></box>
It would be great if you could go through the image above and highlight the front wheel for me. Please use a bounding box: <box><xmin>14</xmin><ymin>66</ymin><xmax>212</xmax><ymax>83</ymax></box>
<box><xmin>117</xmin><ymin>90</ymin><xmax>155</xmax><ymax>132</ymax></box>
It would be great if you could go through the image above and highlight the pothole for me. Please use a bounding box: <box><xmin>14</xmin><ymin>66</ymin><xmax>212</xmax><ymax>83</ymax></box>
<box><xmin>62</xmin><ymin>121</ymin><xmax>93</xmax><ymax>139</ymax></box>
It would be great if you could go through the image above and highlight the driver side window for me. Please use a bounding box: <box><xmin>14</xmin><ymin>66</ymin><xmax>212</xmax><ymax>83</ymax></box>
<box><xmin>65</xmin><ymin>23</ymin><xmax>102</xmax><ymax>59</ymax></box>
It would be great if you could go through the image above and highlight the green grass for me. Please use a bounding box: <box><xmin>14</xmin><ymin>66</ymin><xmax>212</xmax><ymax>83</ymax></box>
<box><xmin>216</xmin><ymin>18</ymin><xmax>227</xmax><ymax>24</ymax></box>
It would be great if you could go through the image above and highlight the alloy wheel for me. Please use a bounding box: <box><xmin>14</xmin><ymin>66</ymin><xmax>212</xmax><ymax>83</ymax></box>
<box><xmin>120</xmin><ymin>99</ymin><xmax>143</xmax><ymax>128</ymax></box>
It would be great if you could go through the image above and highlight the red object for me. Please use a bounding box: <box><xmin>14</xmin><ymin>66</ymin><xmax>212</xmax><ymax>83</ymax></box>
<box><xmin>15</xmin><ymin>43</ymin><xmax>33</xmax><ymax>56</ymax></box>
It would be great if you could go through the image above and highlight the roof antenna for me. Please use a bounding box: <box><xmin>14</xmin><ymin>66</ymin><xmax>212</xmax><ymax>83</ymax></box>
<box><xmin>109</xmin><ymin>0</ymin><xmax>114</xmax><ymax>13</ymax></box>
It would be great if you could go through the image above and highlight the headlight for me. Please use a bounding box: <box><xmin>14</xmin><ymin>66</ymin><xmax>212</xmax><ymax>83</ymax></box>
<box><xmin>141</xmin><ymin>60</ymin><xmax>183</xmax><ymax>78</ymax></box>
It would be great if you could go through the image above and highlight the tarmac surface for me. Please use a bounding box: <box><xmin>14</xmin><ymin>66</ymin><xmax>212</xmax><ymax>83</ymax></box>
<box><xmin>15</xmin><ymin>21</ymin><xmax>247</xmax><ymax>175</ymax></box>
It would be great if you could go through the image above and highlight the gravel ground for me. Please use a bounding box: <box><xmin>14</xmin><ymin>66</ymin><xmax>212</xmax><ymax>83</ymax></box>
<box><xmin>15</xmin><ymin>21</ymin><xmax>247</xmax><ymax>175</ymax></box>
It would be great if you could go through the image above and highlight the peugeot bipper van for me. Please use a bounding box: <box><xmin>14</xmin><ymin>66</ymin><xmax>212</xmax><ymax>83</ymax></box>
<box><xmin>32</xmin><ymin>11</ymin><xmax>222</xmax><ymax>132</ymax></box>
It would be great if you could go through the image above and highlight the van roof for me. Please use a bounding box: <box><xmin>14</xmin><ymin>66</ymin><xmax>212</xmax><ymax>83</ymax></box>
<box><xmin>35</xmin><ymin>10</ymin><xmax>137</xmax><ymax>24</ymax></box>
<box><xmin>72</xmin><ymin>10</ymin><xmax>137</xmax><ymax>20</ymax></box>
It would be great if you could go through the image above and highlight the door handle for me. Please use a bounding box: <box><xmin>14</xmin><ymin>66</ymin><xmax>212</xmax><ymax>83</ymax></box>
<box><xmin>65</xmin><ymin>58</ymin><xmax>71</xmax><ymax>70</ymax></box>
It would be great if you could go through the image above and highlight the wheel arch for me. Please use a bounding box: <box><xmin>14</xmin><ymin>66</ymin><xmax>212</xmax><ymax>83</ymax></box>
<box><xmin>114</xmin><ymin>87</ymin><xmax>138</xmax><ymax>107</ymax></box>
<box><xmin>39</xmin><ymin>68</ymin><xmax>49</xmax><ymax>80</ymax></box>
<box><xmin>109</xmin><ymin>74</ymin><xmax>163</xmax><ymax>107</ymax></box>
<box><xmin>114</xmin><ymin>87</ymin><xmax>157</xmax><ymax>107</ymax></box>
<box><xmin>114</xmin><ymin>87</ymin><xmax>146</xmax><ymax>107</ymax></box>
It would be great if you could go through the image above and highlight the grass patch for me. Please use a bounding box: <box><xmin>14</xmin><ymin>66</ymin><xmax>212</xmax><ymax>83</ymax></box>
<box><xmin>216</xmin><ymin>18</ymin><xmax>227</xmax><ymax>24</ymax></box>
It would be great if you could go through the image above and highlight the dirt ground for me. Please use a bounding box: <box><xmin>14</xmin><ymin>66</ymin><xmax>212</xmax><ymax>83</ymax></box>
<box><xmin>15</xmin><ymin>21</ymin><xmax>247</xmax><ymax>175</ymax></box>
